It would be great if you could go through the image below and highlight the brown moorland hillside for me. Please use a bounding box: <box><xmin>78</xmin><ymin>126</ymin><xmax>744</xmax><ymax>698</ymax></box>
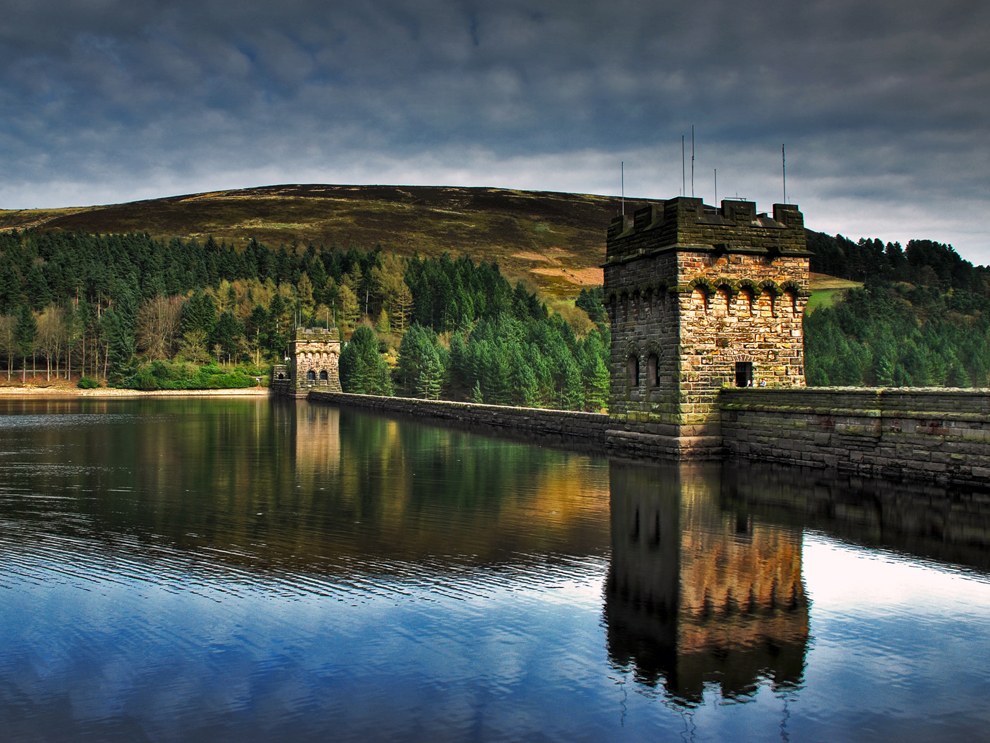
<box><xmin>1</xmin><ymin>184</ymin><xmax>651</xmax><ymax>296</ymax></box>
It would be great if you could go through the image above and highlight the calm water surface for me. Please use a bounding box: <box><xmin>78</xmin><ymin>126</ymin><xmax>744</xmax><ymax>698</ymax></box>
<box><xmin>1</xmin><ymin>397</ymin><xmax>989</xmax><ymax>741</ymax></box>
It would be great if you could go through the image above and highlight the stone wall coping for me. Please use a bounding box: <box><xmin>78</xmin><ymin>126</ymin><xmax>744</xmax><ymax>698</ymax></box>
<box><xmin>721</xmin><ymin>402</ymin><xmax>989</xmax><ymax>423</ymax></box>
<box><xmin>721</xmin><ymin>386</ymin><xmax>990</xmax><ymax>395</ymax></box>
<box><xmin>309</xmin><ymin>391</ymin><xmax>608</xmax><ymax>420</ymax></box>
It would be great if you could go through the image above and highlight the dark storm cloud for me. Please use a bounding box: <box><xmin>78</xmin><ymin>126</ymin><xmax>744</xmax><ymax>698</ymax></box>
<box><xmin>1</xmin><ymin>0</ymin><xmax>988</xmax><ymax>257</ymax></box>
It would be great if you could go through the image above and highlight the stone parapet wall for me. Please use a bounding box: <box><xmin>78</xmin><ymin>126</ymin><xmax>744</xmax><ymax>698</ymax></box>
<box><xmin>308</xmin><ymin>392</ymin><xmax>609</xmax><ymax>445</ymax></box>
<box><xmin>305</xmin><ymin>388</ymin><xmax>990</xmax><ymax>486</ymax></box>
<box><xmin>721</xmin><ymin>387</ymin><xmax>990</xmax><ymax>486</ymax></box>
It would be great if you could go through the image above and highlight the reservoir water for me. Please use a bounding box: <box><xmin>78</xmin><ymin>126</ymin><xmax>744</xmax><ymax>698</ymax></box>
<box><xmin>1</xmin><ymin>397</ymin><xmax>989</xmax><ymax>742</ymax></box>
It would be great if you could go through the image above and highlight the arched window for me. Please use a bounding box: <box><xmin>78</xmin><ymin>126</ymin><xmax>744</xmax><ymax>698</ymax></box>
<box><xmin>627</xmin><ymin>355</ymin><xmax>640</xmax><ymax>388</ymax></box>
<box><xmin>786</xmin><ymin>291</ymin><xmax>798</xmax><ymax>315</ymax></box>
<box><xmin>758</xmin><ymin>292</ymin><xmax>773</xmax><ymax>317</ymax></box>
<box><xmin>319</xmin><ymin>370</ymin><xmax>329</xmax><ymax>381</ymax></box>
<box><xmin>277</xmin><ymin>372</ymin><xmax>285</xmax><ymax>380</ymax></box>
<box><xmin>693</xmin><ymin>287</ymin><xmax>709</xmax><ymax>314</ymax></box>
<box><xmin>739</xmin><ymin>289</ymin><xmax>754</xmax><ymax>316</ymax></box>
<box><xmin>714</xmin><ymin>287</ymin><xmax>730</xmax><ymax>316</ymax></box>
<box><xmin>647</xmin><ymin>354</ymin><xmax>659</xmax><ymax>387</ymax></box>
<box><xmin>306</xmin><ymin>370</ymin><xmax>316</xmax><ymax>381</ymax></box>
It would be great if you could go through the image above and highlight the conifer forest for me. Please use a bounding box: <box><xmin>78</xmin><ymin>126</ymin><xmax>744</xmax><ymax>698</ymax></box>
<box><xmin>1</xmin><ymin>227</ymin><xmax>988</xmax><ymax>406</ymax></box>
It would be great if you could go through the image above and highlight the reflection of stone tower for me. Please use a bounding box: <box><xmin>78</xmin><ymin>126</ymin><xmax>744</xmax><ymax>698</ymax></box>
<box><xmin>605</xmin><ymin>461</ymin><xmax>808</xmax><ymax>704</ymax></box>
<box><xmin>603</xmin><ymin>198</ymin><xmax>812</xmax><ymax>457</ymax></box>
<box><xmin>271</xmin><ymin>327</ymin><xmax>342</xmax><ymax>397</ymax></box>
<box><xmin>293</xmin><ymin>400</ymin><xmax>341</xmax><ymax>483</ymax></box>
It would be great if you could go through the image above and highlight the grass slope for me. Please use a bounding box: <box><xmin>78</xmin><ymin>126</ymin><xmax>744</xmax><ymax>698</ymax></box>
<box><xmin>1</xmin><ymin>184</ymin><xmax>647</xmax><ymax>297</ymax></box>
<box><xmin>807</xmin><ymin>273</ymin><xmax>863</xmax><ymax>314</ymax></box>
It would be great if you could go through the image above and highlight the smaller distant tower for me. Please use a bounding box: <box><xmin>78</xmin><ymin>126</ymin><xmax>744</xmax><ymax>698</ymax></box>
<box><xmin>271</xmin><ymin>326</ymin><xmax>342</xmax><ymax>397</ymax></box>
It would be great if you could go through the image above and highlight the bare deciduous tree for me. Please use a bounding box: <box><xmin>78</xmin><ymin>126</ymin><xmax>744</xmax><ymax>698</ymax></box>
<box><xmin>137</xmin><ymin>295</ymin><xmax>184</xmax><ymax>360</ymax></box>
<box><xmin>36</xmin><ymin>306</ymin><xmax>65</xmax><ymax>381</ymax></box>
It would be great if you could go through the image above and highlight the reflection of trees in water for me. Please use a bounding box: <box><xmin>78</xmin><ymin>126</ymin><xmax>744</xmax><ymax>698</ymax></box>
<box><xmin>721</xmin><ymin>460</ymin><xmax>990</xmax><ymax>572</ymax></box>
<box><xmin>0</xmin><ymin>398</ymin><xmax>609</xmax><ymax>574</ymax></box>
<box><xmin>331</xmin><ymin>407</ymin><xmax>610</xmax><ymax>561</ymax></box>
<box><xmin>605</xmin><ymin>462</ymin><xmax>809</xmax><ymax>706</ymax></box>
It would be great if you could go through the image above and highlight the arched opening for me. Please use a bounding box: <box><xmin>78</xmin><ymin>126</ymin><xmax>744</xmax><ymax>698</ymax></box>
<box><xmin>739</xmin><ymin>289</ymin><xmax>754</xmax><ymax>316</ymax></box>
<box><xmin>647</xmin><ymin>354</ymin><xmax>659</xmax><ymax>387</ymax></box>
<box><xmin>277</xmin><ymin>372</ymin><xmax>285</xmax><ymax>380</ymax></box>
<box><xmin>693</xmin><ymin>287</ymin><xmax>709</xmax><ymax>314</ymax></box>
<box><xmin>714</xmin><ymin>287</ymin><xmax>730</xmax><ymax>316</ymax></box>
<box><xmin>306</xmin><ymin>370</ymin><xmax>316</xmax><ymax>381</ymax></box>
<box><xmin>319</xmin><ymin>370</ymin><xmax>329</xmax><ymax>381</ymax></box>
<box><xmin>786</xmin><ymin>291</ymin><xmax>798</xmax><ymax>315</ymax></box>
<box><xmin>757</xmin><ymin>292</ymin><xmax>774</xmax><ymax>316</ymax></box>
<box><xmin>627</xmin><ymin>355</ymin><xmax>640</xmax><ymax>388</ymax></box>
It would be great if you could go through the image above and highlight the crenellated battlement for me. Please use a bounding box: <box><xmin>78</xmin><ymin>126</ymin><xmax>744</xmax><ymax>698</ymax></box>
<box><xmin>606</xmin><ymin>197</ymin><xmax>808</xmax><ymax>265</ymax></box>
<box><xmin>294</xmin><ymin>326</ymin><xmax>340</xmax><ymax>342</ymax></box>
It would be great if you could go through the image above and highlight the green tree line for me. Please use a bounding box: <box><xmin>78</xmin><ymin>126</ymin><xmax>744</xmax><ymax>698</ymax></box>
<box><xmin>807</xmin><ymin>231</ymin><xmax>990</xmax><ymax>387</ymax></box>
<box><xmin>340</xmin><ymin>256</ymin><xmax>610</xmax><ymax>411</ymax></box>
<box><xmin>3</xmin><ymin>223</ymin><xmax>987</xmax><ymax>396</ymax></box>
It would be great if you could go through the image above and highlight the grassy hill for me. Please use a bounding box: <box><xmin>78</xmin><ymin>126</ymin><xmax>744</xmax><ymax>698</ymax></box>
<box><xmin>0</xmin><ymin>185</ymin><xmax>645</xmax><ymax>297</ymax></box>
<box><xmin>806</xmin><ymin>273</ymin><xmax>863</xmax><ymax>313</ymax></box>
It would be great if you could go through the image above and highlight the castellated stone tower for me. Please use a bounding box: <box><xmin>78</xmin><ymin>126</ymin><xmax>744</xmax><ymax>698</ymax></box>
<box><xmin>603</xmin><ymin>197</ymin><xmax>811</xmax><ymax>457</ymax></box>
<box><xmin>271</xmin><ymin>326</ymin><xmax>342</xmax><ymax>396</ymax></box>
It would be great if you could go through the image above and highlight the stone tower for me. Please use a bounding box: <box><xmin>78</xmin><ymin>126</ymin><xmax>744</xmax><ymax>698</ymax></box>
<box><xmin>603</xmin><ymin>197</ymin><xmax>811</xmax><ymax>457</ymax></box>
<box><xmin>271</xmin><ymin>326</ymin><xmax>342</xmax><ymax>396</ymax></box>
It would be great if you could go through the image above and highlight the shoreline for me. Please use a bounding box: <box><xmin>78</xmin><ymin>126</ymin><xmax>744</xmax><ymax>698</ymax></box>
<box><xmin>0</xmin><ymin>385</ymin><xmax>271</xmax><ymax>398</ymax></box>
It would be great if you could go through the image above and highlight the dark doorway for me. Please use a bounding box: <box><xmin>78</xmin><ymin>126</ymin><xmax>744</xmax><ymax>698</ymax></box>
<box><xmin>735</xmin><ymin>362</ymin><xmax>753</xmax><ymax>388</ymax></box>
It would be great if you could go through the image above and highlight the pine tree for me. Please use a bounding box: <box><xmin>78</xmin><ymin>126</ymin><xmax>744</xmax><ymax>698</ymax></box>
<box><xmin>511</xmin><ymin>347</ymin><xmax>538</xmax><ymax>407</ymax></box>
<box><xmin>25</xmin><ymin>265</ymin><xmax>51</xmax><ymax>311</ymax></box>
<box><xmin>0</xmin><ymin>261</ymin><xmax>19</xmax><ymax>314</ymax></box>
<box><xmin>375</xmin><ymin>309</ymin><xmax>391</xmax><ymax>334</ymax></box>
<box><xmin>585</xmin><ymin>356</ymin><xmax>610</xmax><ymax>411</ymax></box>
<box><xmin>340</xmin><ymin>325</ymin><xmax>393</xmax><ymax>396</ymax></box>
<box><xmin>416</xmin><ymin>345</ymin><xmax>444</xmax><ymax>400</ymax></box>
<box><xmin>562</xmin><ymin>364</ymin><xmax>584</xmax><ymax>411</ymax></box>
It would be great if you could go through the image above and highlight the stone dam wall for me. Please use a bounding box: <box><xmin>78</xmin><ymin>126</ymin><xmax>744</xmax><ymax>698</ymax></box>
<box><xmin>307</xmin><ymin>391</ymin><xmax>609</xmax><ymax>447</ymax></box>
<box><xmin>307</xmin><ymin>388</ymin><xmax>990</xmax><ymax>487</ymax></box>
<box><xmin>721</xmin><ymin>387</ymin><xmax>990</xmax><ymax>486</ymax></box>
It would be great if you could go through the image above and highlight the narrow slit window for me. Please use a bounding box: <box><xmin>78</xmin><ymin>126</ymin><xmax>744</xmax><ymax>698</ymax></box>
<box><xmin>647</xmin><ymin>354</ymin><xmax>659</xmax><ymax>387</ymax></box>
<box><xmin>628</xmin><ymin>356</ymin><xmax>640</xmax><ymax>388</ymax></box>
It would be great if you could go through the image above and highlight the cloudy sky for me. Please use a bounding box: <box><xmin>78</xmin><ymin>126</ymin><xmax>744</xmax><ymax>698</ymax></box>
<box><xmin>2</xmin><ymin>0</ymin><xmax>988</xmax><ymax>260</ymax></box>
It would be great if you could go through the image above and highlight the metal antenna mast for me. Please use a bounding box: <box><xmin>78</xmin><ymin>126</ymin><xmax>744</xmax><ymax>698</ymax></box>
<box><xmin>621</xmin><ymin>161</ymin><xmax>624</xmax><ymax>215</ymax></box>
<box><xmin>691</xmin><ymin>125</ymin><xmax>695</xmax><ymax>198</ymax></box>
<box><xmin>714</xmin><ymin>168</ymin><xmax>717</xmax><ymax>206</ymax></box>
<box><xmin>782</xmin><ymin>143</ymin><xmax>787</xmax><ymax>204</ymax></box>
<box><xmin>681</xmin><ymin>136</ymin><xmax>685</xmax><ymax>196</ymax></box>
